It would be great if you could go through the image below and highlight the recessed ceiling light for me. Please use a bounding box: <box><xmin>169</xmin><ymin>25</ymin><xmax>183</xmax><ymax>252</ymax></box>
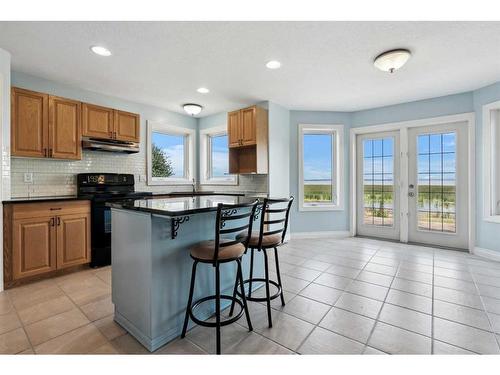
<box><xmin>197</xmin><ymin>87</ymin><xmax>210</xmax><ymax>94</ymax></box>
<box><xmin>183</xmin><ymin>103</ymin><xmax>203</xmax><ymax>116</ymax></box>
<box><xmin>90</xmin><ymin>45</ymin><xmax>112</xmax><ymax>57</ymax></box>
<box><xmin>266</xmin><ymin>60</ymin><xmax>281</xmax><ymax>69</ymax></box>
<box><xmin>374</xmin><ymin>49</ymin><xmax>411</xmax><ymax>73</ymax></box>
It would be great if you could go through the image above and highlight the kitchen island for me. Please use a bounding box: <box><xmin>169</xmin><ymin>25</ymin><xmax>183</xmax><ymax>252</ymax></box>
<box><xmin>108</xmin><ymin>195</ymin><xmax>264</xmax><ymax>351</ymax></box>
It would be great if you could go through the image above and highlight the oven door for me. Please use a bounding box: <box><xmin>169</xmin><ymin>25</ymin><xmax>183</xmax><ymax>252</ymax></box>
<box><xmin>90</xmin><ymin>200</ymin><xmax>112</xmax><ymax>267</ymax></box>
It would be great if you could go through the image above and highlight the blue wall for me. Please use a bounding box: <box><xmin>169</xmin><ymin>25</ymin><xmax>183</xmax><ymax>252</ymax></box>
<box><xmin>473</xmin><ymin>81</ymin><xmax>500</xmax><ymax>252</ymax></box>
<box><xmin>351</xmin><ymin>92</ymin><xmax>473</xmax><ymax>127</ymax></box>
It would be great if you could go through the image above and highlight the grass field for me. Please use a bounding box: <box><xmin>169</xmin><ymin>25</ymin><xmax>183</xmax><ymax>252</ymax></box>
<box><xmin>304</xmin><ymin>184</ymin><xmax>332</xmax><ymax>202</ymax></box>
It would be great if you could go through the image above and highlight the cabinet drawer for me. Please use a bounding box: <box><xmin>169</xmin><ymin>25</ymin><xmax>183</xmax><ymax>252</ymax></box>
<box><xmin>11</xmin><ymin>200</ymin><xmax>90</xmax><ymax>220</ymax></box>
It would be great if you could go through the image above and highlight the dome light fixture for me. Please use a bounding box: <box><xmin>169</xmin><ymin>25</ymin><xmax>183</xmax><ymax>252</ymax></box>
<box><xmin>90</xmin><ymin>45</ymin><xmax>112</xmax><ymax>57</ymax></box>
<box><xmin>197</xmin><ymin>87</ymin><xmax>210</xmax><ymax>94</ymax></box>
<box><xmin>374</xmin><ymin>49</ymin><xmax>411</xmax><ymax>73</ymax></box>
<box><xmin>183</xmin><ymin>103</ymin><xmax>203</xmax><ymax>116</ymax></box>
<box><xmin>266</xmin><ymin>60</ymin><xmax>281</xmax><ymax>69</ymax></box>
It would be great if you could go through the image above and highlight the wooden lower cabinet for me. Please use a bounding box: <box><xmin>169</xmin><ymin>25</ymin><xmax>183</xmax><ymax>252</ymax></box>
<box><xmin>12</xmin><ymin>216</ymin><xmax>57</xmax><ymax>280</ymax></box>
<box><xmin>57</xmin><ymin>213</ymin><xmax>91</xmax><ymax>269</ymax></box>
<box><xmin>3</xmin><ymin>200</ymin><xmax>91</xmax><ymax>287</ymax></box>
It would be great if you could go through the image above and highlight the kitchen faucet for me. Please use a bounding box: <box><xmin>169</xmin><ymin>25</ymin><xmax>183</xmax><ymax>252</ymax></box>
<box><xmin>192</xmin><ymin>178</ymin><xmax>196</xmax><ymax>194</ymax></box>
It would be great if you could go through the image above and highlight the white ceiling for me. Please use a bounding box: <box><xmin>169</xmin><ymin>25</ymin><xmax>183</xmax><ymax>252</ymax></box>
<box><xmin>1</xmin><ymin>21</ymin><xmax>500</xmax><ymax>117</ymax></box>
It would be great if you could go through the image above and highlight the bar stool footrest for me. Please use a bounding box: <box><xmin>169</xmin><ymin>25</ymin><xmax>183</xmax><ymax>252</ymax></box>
<box><xmin>236</xmin><ymin>278</ymin><xmax>282</xmax><ymax>302</ymax></box>
<box><xmin>189</xmin><ymin>294</ymin><xmax>244</xmax><ymax>327</ymax></box>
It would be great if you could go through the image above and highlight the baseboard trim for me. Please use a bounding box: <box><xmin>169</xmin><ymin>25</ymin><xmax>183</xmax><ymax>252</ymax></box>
<box><xmin>291</xmin><ymin>230</ymin><xmax>351</xmax><ymax>239</ymax></box>
<box><xmin>473</xmin><ymin>247</ymin><xmax>500</xmax><ymax>262</ymax></box>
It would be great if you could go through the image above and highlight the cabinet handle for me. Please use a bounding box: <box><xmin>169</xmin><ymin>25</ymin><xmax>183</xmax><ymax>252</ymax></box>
<box><xmin>50</xmin><ymin>207</ymin><xmax>62</xmax><ymax>210</ymax></box>
<box><xmin>44</xmin><ymin>148</ymin><xmax>47</xmax><ymax>157</ymax></box>
<box><xmin>50</xmin><ymin>217</ymin><xmax>55</xmax><ymax>227</ymax></box>
<box><xmin>49</xmin><ymin>148</ymin><xmax>53</xmax><ymax>158</ymax></box>
<box><xmin>57</xmin><ymin>217</ymin><xmax>61</xmax><ymax>226</ymax></box>
<box><xmin>109</xmin><ymin>131</ymin><xmax>113</xmax><ymax>138</ymax></box>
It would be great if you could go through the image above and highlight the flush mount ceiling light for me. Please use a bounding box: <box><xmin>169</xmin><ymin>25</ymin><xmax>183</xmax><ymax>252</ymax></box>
<box><xmin>90</xmin><ymin>45</ymin><xmax>112</xmax><ymax>57</ymax></box>
<box><xmin>373</xmin><ymin>49</ymin><xmax>411</xmax><ymax>73</ymax></box>
<box><xmin>266</xmin><ymin>60</ymin><xmax>281</xmax><ymax>69</ymax></box>
<box><xmin>183</xmin><ymin>103</ymin><xmax>203</xmax><ymax>116</ymax></box>
<box><xmin>197</xmin><ymin>87</ymin><xmax>210</xmax><ymax>94</ymax></box>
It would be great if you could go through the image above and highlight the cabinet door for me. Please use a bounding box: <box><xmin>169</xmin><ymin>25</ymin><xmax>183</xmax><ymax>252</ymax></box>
<box><xmin>82</xmin><ymin>103</ymin><xmax>114</xmax><ymax>139</ymax></box>
<box><xmin>228</xmin><ymin>110</ymin><xmax>241</xmax><ymax>147</ymax></box>
<box><xmin>241</xmin><ymin>106</ymin><xmax>257</xmax><ymax>146</ymax></box>
<box><xmin>56</xmin><ymin>213</ymin><xmax>91</xmax><ymax>269</ymax></box>
<box><xmin>11</xmin><ymin>87</ymin><xmax>48</xmax><ymax>158</ymax></box>
<box><xmin>12</xmin><ymin>216</ymin><xmax>56</xmax><ymax>280</ymax></box>
<box><xmin>114</xmin><ymin>110</ymin><xmax>140</xmax><ymax>142</ymax></box>
<box><xmin>49</xmin><ymin>96</ymin><xmax>82</xmax><ymax>160</ymax></box>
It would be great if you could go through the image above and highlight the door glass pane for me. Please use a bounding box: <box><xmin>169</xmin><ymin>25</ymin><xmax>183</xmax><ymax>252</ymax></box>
<box><xmin>303</xmin><ymin>134</ymin><xmax>333</xmax><ymax>203</ymax></box>
<box><xmin>362</xmin><ymin>137</ymin><xmax>394</xmax><ymax>227</ymax></box>
<box><xmin>416</xmin><ymin>132</ymin><xmax>456</xmax><ymax>233</ymax></box>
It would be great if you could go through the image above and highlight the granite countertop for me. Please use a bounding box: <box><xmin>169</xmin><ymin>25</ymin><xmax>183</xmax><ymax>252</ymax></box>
<box><xmin>3</xmin><ymin>195</ymin><xmax>90</xmax><ymax>204</ymax></box>
<box><xmin>107</xmin><ymin>194</ymin><xmax>260</xmax><ymax>216</ymax></box>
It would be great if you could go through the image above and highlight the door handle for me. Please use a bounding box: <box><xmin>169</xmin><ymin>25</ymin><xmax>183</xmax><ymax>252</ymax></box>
<box><xmin>408</xmin><ymin>192</ymin><xmax>415</xmax><ymax>197</ymax></box>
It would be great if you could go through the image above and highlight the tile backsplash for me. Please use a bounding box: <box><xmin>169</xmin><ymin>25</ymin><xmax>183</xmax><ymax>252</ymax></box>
<box><xmin>11</xmin><ymin>151</ymin><xmax>268</xmax><ymax>197</ymax></box>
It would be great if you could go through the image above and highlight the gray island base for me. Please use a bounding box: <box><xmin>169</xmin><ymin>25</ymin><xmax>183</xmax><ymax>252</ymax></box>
<box><xmin>109</xmin><ymin>195</ymin><xmax>265</xmax><ymax>352</ymax></box>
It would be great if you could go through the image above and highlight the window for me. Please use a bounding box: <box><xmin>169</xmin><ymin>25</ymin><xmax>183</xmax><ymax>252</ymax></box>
<box><xmin>200</xmin><ymin>126</ymin><xmax>237</xmax><ymax>185</ymax></box>
<box><xmin>298</xmin><ymin>124</ymin><xmax>344</xmax><ymax>211</ymax></box>
<box><xmin>483</xmin><ymin>101</ymin><xmax>500</xmax><ymax>222</ymax></box>
<box><xmin>147</xmin><ymin>121</ymin><xmax>195</xmax><ymax>185</ymax></box>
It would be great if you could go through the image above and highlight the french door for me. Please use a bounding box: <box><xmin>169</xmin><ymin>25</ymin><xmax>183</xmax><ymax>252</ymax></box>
<box><xmin>356</xmin><ymin>131</ymin><xmax>400</xmax><ymax>240</ymax></box>
<box><xmin>356</xmin><ymin>122</ymin><xmax>469</xmax><ymax>250</ymax></box>
<box><xmin>407</xmin><ymin>122</ymin><xmax>468</xmax><ymax>249</ymax></box>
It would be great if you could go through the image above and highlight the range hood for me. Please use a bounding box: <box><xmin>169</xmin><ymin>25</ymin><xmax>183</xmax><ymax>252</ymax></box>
<box><xmin>82</xmin><ymin>137</ymin><xmax>139</xmax><ymax>154</ymax></box>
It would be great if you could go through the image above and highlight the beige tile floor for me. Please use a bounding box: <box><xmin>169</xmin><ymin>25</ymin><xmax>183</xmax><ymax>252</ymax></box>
<box><xmin>2</xmin><ymin>236</ymin><xmax>500</xmax><ymax>354</ymax></box>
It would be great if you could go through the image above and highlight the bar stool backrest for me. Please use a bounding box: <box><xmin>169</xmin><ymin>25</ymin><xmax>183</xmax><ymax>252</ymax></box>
<box><xmin>213</xmin><ymin>200</ymin><xmax>258</xmax><ymax>263</ymax></box>
<box><xmin>256</xmin><ymin>196</ymin><xmax>294</xmax><ymax>249</ymax></box>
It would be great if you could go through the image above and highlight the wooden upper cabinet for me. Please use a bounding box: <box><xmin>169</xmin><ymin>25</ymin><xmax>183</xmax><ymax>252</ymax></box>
<box><xmin>56</xmin><ymin>212</ymin><xmax>91</xmax><ymax>269</ymax></box>
<box><xmin>12</xmin><ymin>216</ymin><xmax>57</xmax><ymax>280</ymax></box>
<box><xmin>241</xmin><ymin>106</ymin><xmax>257</xmax><ymax>146</ymax></box>
<box><xmin>11</xmin><ymin>87</ymin><xmax>48</xmax><ymax>158</ymax></box>
<box><xmin>228</xmin><ymin>110</ymin><xmax>241</xmax><ymax>147</ymax></box>
<box><xmin>82</xmin><ymin>103</ymin><xmax>114</xmax><ymax>139</ymax></box>
<box><xmin>49</xmin><ymin>96</ymin><xmax>81</xmax><ymax>160</ymax></box>
<box><xmin>114</xmin><ymin>110</ymin><xmax>140</xmax><ymax>142</ymax></box>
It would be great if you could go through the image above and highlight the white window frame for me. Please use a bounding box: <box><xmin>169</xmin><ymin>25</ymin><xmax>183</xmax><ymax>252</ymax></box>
<box><xmin>199</xmin><ymin>125</ymin><xmax>237</xmax><ymax>185</ymax></box>
<box><xmin>298</xmin><ymin>123</ymin><xmax>344</xmax><ymax>211</ymax></box>
<box><xmin>483</xmin><ymin>100</ymin><xmax>500</xmax><ymax>224</ymax></box>
<box><xmin>147</xmin><ymin>120</ymin><xmax>195</xmax><ymax>185</ymax></box>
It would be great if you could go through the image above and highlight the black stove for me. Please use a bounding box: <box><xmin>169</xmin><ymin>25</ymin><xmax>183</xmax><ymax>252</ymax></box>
<box><xmin>77</xmin><ymin>173</ymin><xmax>152</xmax><ymax>267</ymax></box>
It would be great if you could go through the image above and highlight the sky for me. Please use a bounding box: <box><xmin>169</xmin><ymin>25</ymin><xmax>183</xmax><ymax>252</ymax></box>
<box><xmin>303</xmin><ymin>134</ymin><xmax>333</xmax><ymax>182</ymax></box>
<box><xmin>152</xmin><ymin>132</ymin><xmax>185</xmax><ymax>177</ymax></box>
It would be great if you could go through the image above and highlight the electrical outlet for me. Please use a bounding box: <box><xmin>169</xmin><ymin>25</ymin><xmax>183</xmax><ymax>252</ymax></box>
<box><xmin>24</xmin><ymin>172</ymin><xmax>33</xmax><ymax>184</ymax></box>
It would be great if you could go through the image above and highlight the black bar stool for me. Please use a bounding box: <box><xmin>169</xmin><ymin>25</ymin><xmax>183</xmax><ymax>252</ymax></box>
<box><xmin>180</xmin><ymin>200</ymin><xmax>258</xmax><ymax>355</ymax></box>
<box><xmin>230</xmin><ymin>197</ymin><xmax>294</xmax><ymax>328</ymax></box>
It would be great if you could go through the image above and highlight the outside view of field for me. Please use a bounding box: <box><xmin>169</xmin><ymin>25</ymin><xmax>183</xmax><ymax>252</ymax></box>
<box><xmin>362</xmin><ymin>133</ymin><xmax>457</xmax><ymax>233</ymax></box>
<box><xmin>303</xmin><ymin>133</ymin><xmax>335</xmax><ymax>204</ymax></box>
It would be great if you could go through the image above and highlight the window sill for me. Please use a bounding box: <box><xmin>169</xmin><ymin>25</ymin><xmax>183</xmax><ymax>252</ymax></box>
<box><xmin>200</xmin><ymin>180</ymin><xmax>238</xmax><ymax>186</ymax></box>
<box><xmin>484</xmin><ymin>216</ymin><xmax>500</xmax><ymax>224</ymax></box>
<box><xmin>148</xmin><ymin>179</ymin><xmax>193</xmax><ymax>186</ymax></box>
<box><xmin>299</xmin><ymin>205</ymin><xmax>344</xmax><ymax>212</ymax></box>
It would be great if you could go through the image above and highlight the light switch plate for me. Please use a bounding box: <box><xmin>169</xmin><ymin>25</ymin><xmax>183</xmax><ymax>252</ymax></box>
<box><xmin>23</xmin><ymin>172</ymin><xmax>33</xmax><ymax>184</ymax></box>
